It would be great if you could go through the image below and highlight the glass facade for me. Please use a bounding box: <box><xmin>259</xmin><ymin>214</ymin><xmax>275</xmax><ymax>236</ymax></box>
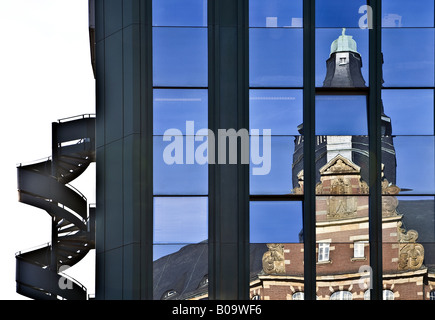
<box><xmin>95</xmin><ymin>0</ymin><xmax>435</xmax><ymax>301</ymax></box>
<box><xmin>152</xmin><ymin>0</ymin><xmax>209</xmax><ymax>300</ymax></box>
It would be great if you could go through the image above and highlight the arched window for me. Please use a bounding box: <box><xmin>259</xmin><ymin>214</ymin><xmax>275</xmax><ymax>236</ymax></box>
<box><xmin>251</xmin><ymin>294</ymin><xmax>261</xmax><ymax>300</ymax></box>
<box><xmin>292</xmin><ymin>292</ymin><xmax>304</xmax><ymax>300</ymax></box>
<box><xmin>330</xmin><ymin>291</ymin><xmax>352</xmax><ymax>300</ymax></box>
<box><xmin>364</xmin><ymin>289</ymin><xmax>394</xmax><ymax>300</ymax></box>
<box><xmin>383</xmin><ymin>290</ymin><xmax>394</xmax><ymax>300</ymax></box>
<box><xmin>430</xmin><ymin>290</ymin><xmax>435</xmax><ymax>300</ymax></box>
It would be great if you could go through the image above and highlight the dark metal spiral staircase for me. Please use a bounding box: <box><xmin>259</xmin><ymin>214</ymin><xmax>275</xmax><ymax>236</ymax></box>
<box><xmin>16</xmin><ymin>115</ymin><xmax>96</xmax><ymax>300</ymax></box>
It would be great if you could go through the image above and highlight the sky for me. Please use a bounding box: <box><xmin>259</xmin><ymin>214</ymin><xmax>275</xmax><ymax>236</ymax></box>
<box><xmin>0</xmin><ymin>1</ymin><xmax>96</xmax><ymax>300</ymax></box>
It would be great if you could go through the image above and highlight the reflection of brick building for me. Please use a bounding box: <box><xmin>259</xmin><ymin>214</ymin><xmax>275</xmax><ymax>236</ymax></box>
<box><xmin>254</xmin><ymin>154</ymin><xmax>434</xmax><ymax>300</ymax></box>
<box><xmin>251</xmin><ymin>30</ymin><xmax>435</xmax><ymax>301</ymax></box>
<box><xmin>153</xmin><ymin>30</ymin><xmax>435</xmax><ymax>301</ymax></box>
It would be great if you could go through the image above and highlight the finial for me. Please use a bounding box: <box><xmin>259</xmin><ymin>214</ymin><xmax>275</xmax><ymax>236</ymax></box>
<box><xmin>342</xmin><ymin>28</ymin><xmax>346</xmax><ymax>36</ymax></box>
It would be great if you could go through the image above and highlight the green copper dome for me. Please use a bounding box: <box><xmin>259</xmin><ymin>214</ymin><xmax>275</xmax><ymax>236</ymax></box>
<box><xmin>330</xmin><ymin>28</ymin><xmax>359</xmax><ymax>56</ymax></box>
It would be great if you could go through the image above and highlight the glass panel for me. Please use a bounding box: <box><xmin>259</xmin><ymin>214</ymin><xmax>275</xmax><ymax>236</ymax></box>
<box><xmin>153</xmin><ymin>27</ymin><xmax>208</xmax><ymax>87</ymax></box>
<box><xmin>382</xmin><ymin>90</ymin><xmax>434</xmax><ymax>136</ymax></box>
<box><xmin>250</xmin><ymin>89</ymin><xmax>303</xmax><ymax>136</ymax></box>
<box><xmin>153</xmin><ymin>136</ymin><xmax>208</xmax><ymax>195</ymax></box>
<box><xmin>382</xmin><ymin>195</ymin><xmax>434</xmax><ymax>300</ymax></box>
<box><xmin>382</xmin><ymin>28</ymin><xmax>434</xmax><ymax>87</ymax></box>
<box><xmin>387</xmin><ymin>136</ymin><xmax>435</xmax><ymax>194</ymax></box>
<box><xmin>249</xmin><ymin>28</ymin><xmax>303</xmax><ymax>87</ymax></box>
<box><xmin>316</xmin><ymin>193</ymin><xmax>369</xmax><ymax>300</ymax></box>
<box><xmin>250</xmin><ymin>136</ymin><xmax>297</xmax><ymax>195</ymax></box>
<box><xmin>316</xmin><ymin>96</ymin><xmax>368</xmax><ymax>135</ymax></box>
<box><xmin>152</xmin><ymin>0</ymin><xmax>207</xmax><ymax>27</ymax></box>
<box><xmin>382</xmin><ymin>0</ymin><xmax>434</xmax><ymax>27</ymax></box>
<box><xmin>316</xmin><ymin>0</ymin><xmax>368</xmax><ymax>28</ymax></box>
<box><xmin>249</xmin><ymin>242</ymin><xmax>304</xmax><ymax>300</ymax></box>
<box><xmin>153</xmin><ymin>197</ymin><xmax>208</xmax><ymax>244</ymax></box>
<box><xmin>153</xmin><ymin>243</ymin><xmax>208</xmax><ymax>300</ymax></box>
<box><xmin>250</xmin><ymin>201</ymin><xmax>303</xmax><ymax>243</ymax></box>
<box><xmin>249</xmin><ymin>0</ymin><xmax>303</xmax><ymax>28</ymax></box>
<box><xmin>154</xmin><ymin>89</ymin><xmax>208</xmax><ymax>135</ymax></box>
<box><xmin>316</xmin><ymin>28</ymin><xmax>368</xmax><ymax>87</ymax></box>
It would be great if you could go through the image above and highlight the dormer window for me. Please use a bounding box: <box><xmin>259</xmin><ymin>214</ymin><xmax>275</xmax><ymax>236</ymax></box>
<box><xmin>161</xmin><ymin>290</ymin><xmax>177</xmax><ymax>300</ymax></box>
<box><xmin>198</xmin><ymin>274</ymin><xmax>209</xmax><ymax>288</ymax></box>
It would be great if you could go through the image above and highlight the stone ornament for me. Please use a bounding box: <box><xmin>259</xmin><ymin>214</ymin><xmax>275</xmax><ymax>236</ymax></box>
<box><xmin>262</xmin><ymin>244</ymin><xmax>285</xmax><ymax>275</ymax></box>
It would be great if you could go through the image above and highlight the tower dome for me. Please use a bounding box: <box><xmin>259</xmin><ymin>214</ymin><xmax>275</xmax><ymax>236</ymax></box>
<box><xmin>330</xmin><ymin>28</ymin><xmax>359</xmax><ymax>56</ymax></box>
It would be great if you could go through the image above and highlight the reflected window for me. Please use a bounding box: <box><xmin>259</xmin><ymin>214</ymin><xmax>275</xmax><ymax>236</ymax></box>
<box><xmin>161</xmin><ymin>290</ymin><xmax>178</xmax><ymax>300</ymax></box>
<box><xmin>330</xmin><ymin>291</ymin><xmax>352</xmax><ymax>300</ymax></box>
<box><xmin>353</xmin><ymin>241</ymin><xmax>366</xmax><ymax>259</ymax></box>
<box><xmin>198</xmin><ymin>274</ymin><xmax>208</xmax><ymax>289</ymax></box>
<box><xmin>383</xmin><ymin>290</ymin><xmax>394</xmax><ymax>300</ymax></box>
<box><xmin>318</xmin><ymin>243</ymin><xmax>330</xmax><ymax>262</ymax></box>
<box><xmin>364</xmin><ymin>290</ymin><xmax>395</xmax><ymax>300</ymax></box>
<box><xmin>292</xmin><ymin>292</ymin><xmax>304</xmax><ymax>300</ymax></box>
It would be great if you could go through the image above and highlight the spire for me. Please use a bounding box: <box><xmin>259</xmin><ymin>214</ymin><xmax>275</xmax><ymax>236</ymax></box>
<box><xmin>330</xmin><ymin>28</ymin><xmax>359</xmax><ymax>56</ymax></box>
<box><xmin>323</xmin><ymin>29</ymin><xmax>365</xmax><ymax>87</ymax></box>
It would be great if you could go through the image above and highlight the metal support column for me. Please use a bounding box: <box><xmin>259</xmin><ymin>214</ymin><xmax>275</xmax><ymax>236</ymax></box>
<box><xmin>368</xmin><ymin>0</ymin><xmax>383</xmax><ymax>301</ymax></box>
<box><xmin>208</xmin><ymin>0</ymin><xmax>250</xmax><ymax>300</ymax></box>
<box><xmin>303</xmin><ymin>0</ymin><xmax>317</xmax><ymax>300</ymax></box>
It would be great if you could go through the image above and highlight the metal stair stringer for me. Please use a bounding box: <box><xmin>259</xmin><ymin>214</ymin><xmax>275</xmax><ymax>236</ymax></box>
<box><xmin>16</xmin><ymin>114</ymin><xmax>96</xmax><ymax>300</ymax></box>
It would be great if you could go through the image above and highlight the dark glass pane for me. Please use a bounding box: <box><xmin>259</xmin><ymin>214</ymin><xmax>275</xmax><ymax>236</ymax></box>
<box><xmin>249</xmin><ymin>89</ymin><xmax>303</xmax><ymax>136</ymax></box>
<box><xmin>153</xmin><ymin>197</ymin><xmax>208</xmax><ymax>243</ymax></box>
<box><xmin>153</xmin><ymin>27</ymin><xmax>208</xmax><ymax>87</ymax></box>
<box><xmin>316</xmin><ymin>28</ymin><xmax>368</xmax><ymax>87</ymax></box>
<box><xmin>249</xmin><ymin>0</ymin><xmax>302</xmax><ymax>28</ymax></box>
<box><xmin>153</xmin><ymin>243</ymin><xmax>208</xmax><ymax>300</ymax></box>
<box><xmin>154</xmin><ymin>89</ymin><xmax>208</xmax><ymax>135</ymax></box>
<box><xmin>250</xmin><ymin>28</ymin><xmax>303</xmax><ymax>87</ymax></box>
<box><xmin>316</xmin><ymin>0</ymin><xmax>368</xmax><ymax>28</ymax></box>
<box><xmin>153</xmin><ymin>136</ymin><xmax>208</xmax><ymax>195</ymax></box>
<box><xmin>250</xmin><ymin>201</ymin><xmax>303</xmax><ymax>243</ymax></box>
<box><xmin>382</xmin><ymin>90</ymin><xmax>434</xmax><ymax>135</ymax></box>
<box><xmin>382</xmin><ymin>0</ymin><xmax>434</xmax><ymax>27</ymax></box>
<box><xmin>250</xmin><ymin>136</ymin><xmax>297</xmax><ymax>195</ymax></box>
<box><xmin>382</xmin><ymin>28</ymin><xmax>434</xmax><ymax>87</ymax></box>
<box><xmin>152</xmin><ymin>0</ymin><xmax>207</xmax><ymax>27</ymax></box>
<box><xmin>390</xmin><ymin>136</ymin><xmax>435</xmax><ymax>194</ymax></box>
<box><xmin>316</xmin><ymin>95</ymin><xmax>368</xmax><ymax>135</ymax></box>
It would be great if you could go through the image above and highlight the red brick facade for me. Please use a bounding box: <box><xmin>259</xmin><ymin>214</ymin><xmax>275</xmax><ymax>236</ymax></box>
<box><xmin>250</xmin><ymin>155</ymin><xmax>432</xmax><ymax>300</ymax></box>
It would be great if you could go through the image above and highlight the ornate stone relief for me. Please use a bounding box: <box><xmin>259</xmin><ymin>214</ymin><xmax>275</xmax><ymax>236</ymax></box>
<box><xmin>397</xmin><ymin>221</ymin><xmax>425</xmax><ymax>271</ymax></box>
<box><xmin>262</xmin><ymin>244</ymin><xmax>285</xmax><ymax>275</ymax></box>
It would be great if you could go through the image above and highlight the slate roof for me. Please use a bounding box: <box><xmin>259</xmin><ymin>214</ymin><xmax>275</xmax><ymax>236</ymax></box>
<box><xmin>153</xmin><ymin>242</ymin><xmax>268</xmax><ymax>300</ymax></box>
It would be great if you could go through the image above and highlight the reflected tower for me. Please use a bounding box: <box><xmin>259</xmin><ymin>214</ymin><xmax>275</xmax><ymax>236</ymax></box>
<box><xmin>292</xmin><ymin>29</ymin><xmax>396</xmax><ymax>190</ymax></box>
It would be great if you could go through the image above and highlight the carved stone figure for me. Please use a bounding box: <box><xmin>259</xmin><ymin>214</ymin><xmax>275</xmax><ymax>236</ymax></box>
<box><xmin>397</xmin><ymin>222</ymin><xmax>425</xmax><ymax>271</ymax></box>
<box><xmin>262</xmin><ymin>244</ymin><xmax>285</xmax><ymax>275</ymax></box>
